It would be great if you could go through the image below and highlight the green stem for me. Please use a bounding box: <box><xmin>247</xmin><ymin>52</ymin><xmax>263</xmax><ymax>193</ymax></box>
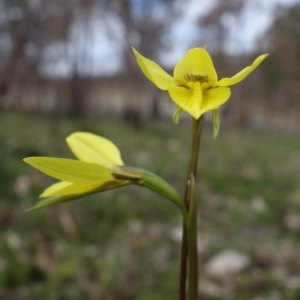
<box><xmin>187</xmin><ymin>174</ymin><xmax>198</xmax><ymax>300</ymax></box>
<box><xmin>179</xmin><ymin>227</ymin><xmax>188</xmax><ymax>300</ymax></box>
<box><xmin>113</xmin><ymin>167</ymin><xmax>188</xmax><ymax>225</ymax></box>
<box><xmin>138</xmin><ymin>170</ymin><xmax>188</xmax><ymax>225</ymax></box>
<box><xmin>179</xmin><ymin>116</ymin><xmax>204</xmax><ymax>300</ymax></box>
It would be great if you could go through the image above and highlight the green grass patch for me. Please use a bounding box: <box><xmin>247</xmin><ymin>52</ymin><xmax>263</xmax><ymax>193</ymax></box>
<box><xmin>0</xmin><ymin>112</ymin><xmax>300</xmax><ymax>299</ymax></box>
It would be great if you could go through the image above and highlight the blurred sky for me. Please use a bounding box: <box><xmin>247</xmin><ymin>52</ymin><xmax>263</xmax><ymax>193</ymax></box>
<box><xmin>165</xmin><ymin>0</ymin><xmax>300</xmax><ymax>61</ymax></box>
<box><xmin>43</xmin><ymin>0</ymin><xmax>300</xmax><ymax>77</ymax></box>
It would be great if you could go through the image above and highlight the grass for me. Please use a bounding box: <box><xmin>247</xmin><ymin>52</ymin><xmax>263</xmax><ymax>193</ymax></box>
<box><xmin>0</xmin><ymin>111</ymin><xmax>300</xmax><ymax>299</ymax></box>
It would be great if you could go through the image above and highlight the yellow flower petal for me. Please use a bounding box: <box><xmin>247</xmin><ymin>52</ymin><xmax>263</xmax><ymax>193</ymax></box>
<box><xmin>200</xmin><ymin>87</ymin><xmax>231</xmax><ymax>115</ymax></box>
<box><xmin>66</xmin><ymin>132</ymin><xmax>123</xmax><ymax>167</ymax></box>
<box><xmin>40</xmin><ymin>181</ymin><xmax>122</xmax><ymax>198</ymax></box>
<box><xmin>212</xmin><ymin>109</ymin><xmax>220</xmax><ymax>139</ymax></box>
<box><xmin>23</xmin><ymin>157</ymin><xmax>114</xmax><ymax>183</ymax></box>
<box><xmin>40</xmin><ymin>181</ymin><xmax>71</xmax><ymax>198</ymax></box>
<box><xmin>174</xmin><ymin>48</ymin><xmax>218</xmax><ymax>86</ymax></box>
<box><xmin>27</xmin><ymin>195</ymin><xmax>76</xmax><ymax>211</ymax></box>
<box><xmin>28</xmin><ymin>181</ymin><xmax>130</xmax><ymax>211</ymax></box>
<box><xmin>132</xmin><ymin>47</ymin><xmax>174</xmax><ymax>90</ymax></box>
<box><xmin>217</xmin><ymin>54</ymin><xmax>268</xmax><ymax>87</ymax></box>
<box><xmin>168</xmin><ymin>82</ymin><xmax>203</xmax><ymax>119</ymax></box>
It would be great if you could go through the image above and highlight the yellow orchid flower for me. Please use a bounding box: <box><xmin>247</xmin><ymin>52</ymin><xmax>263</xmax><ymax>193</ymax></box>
<box><xmin>133</xmin><ymin>47</ymin><xmax>268</xmax><ymax>137</ymax></box>
<box><xmin>23</xmin><ymin>132</ymin><xmax>135</xmax><ymax>210</ymax></box>
<box><xmin>23</xmin><ymin>132</ymin><xmax>187</xmax><ymax>219</ymax></box>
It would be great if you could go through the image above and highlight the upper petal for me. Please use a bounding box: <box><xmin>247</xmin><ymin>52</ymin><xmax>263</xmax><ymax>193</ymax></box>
<box><xmin>132</xmin><ymin>47</ymin><xmax>174</xmax><ymax>90</ymax></box>
<box><xmin>23</xmin><ymin>157</ymin><xmax>114</xmax><ymax>183</ymax></box>
<box><xmin>66</xmin><ymin>132</ymin><xmax>123</xmax><ymax>167</ymax></box>
<box><xmin>217</xmin><ymin>54</ymin><xmax>268</xmax><ymax>87</ymax></box>
<box><xmin>174</xmin><ymin>48</ymin><xmax>218</xmax><ymax>86</ymax></box>
<box><xmin>168</xmin><ymin>82</ymin><xmax>203</xmax><ymax>119</ymax></box>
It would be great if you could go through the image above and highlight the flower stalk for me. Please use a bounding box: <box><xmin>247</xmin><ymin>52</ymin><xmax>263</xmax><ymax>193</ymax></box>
<box><xmin>187</xmin><ymin>174</ymin><xmax>198</xmax><ymax>300</ymax></box>
<box><xmin>179</xmin><ymin>116</ymin><xmax>204</xmax><ymax>300</ymax></box>
<box><xmin>114</xmin><ymin>166</ymin><xmax>189</xmax><ymax>225</ymax></box>
<box><xmin>137</xmin><ymin>169</ymin><xmax>189</xmax><ymax>224</ymax></box>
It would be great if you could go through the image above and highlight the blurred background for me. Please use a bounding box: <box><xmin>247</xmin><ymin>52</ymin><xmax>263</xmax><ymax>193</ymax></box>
<box><xmin>1</xmin><ymin>0</ymin><xmax>300</xmax><ymax>299</ymax></box>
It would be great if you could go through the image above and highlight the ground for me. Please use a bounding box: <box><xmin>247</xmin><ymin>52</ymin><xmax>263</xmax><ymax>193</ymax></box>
<box><xmin>0</xmin><ymin>112</ymin><xmax>300</xmax><ymax>300</ymax></box>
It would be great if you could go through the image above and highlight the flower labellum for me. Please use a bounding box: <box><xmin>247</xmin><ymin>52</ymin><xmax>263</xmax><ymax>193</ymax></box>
<box><xmin>133</xmin><ymin>47</ymin><xmax>268</xmax><ymax>137</ymax></box>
